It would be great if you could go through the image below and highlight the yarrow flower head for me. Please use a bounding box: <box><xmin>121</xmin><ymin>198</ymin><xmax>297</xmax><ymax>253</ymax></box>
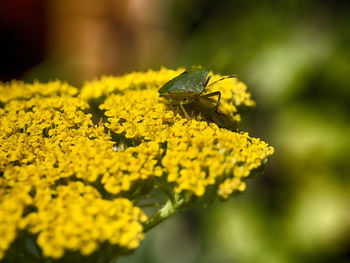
<box><xmin>0</xmin><ymin>67</ymin><xmax>273</xmax><ymax>262</ymax></box>
<box><xmin>0</xmin><ymin>81</ymin><xmax>147</xmax><ymax>261</ymax></box>
<box><xmin>92</xmin><ymin>68</ymin><xmax>273</xmax><ymax>200</ymax></box>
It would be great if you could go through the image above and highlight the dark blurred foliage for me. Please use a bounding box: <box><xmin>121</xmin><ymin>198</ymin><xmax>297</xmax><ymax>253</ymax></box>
<box><xmin>1</xmin><ymin>0</ymin><xmax>349</xmax><ymax>262</ymax></box>
<box><xmin>0</xmin><ymin>0</ymin><xmax>46</xmax><ymax>81</ymax></box>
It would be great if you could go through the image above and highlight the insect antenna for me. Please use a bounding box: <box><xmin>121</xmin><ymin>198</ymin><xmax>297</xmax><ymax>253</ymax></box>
<box><xmin>206</xmin><ymin>74</ymin><xmax>236</xmax><ymax>87</ymax></box>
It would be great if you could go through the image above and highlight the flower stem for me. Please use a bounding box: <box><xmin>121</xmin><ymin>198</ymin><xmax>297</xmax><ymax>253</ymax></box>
<box><xmin>143</xmin><ymin>195</ymin><xmax>184</xmax><ymax>232</ymax></box>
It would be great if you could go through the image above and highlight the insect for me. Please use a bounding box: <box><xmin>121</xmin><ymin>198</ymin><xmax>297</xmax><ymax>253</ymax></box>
<box><xmin>158</xmin><ymin>67</ymin><xmax>236</xmax><ymax>118</ymax></box>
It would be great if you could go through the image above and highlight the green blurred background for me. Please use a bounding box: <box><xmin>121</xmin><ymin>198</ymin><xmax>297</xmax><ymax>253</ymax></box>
<box><xmin>1</xmin><ymin>0</ymin><xmax>349</xmax><ymax>262</ymax></box>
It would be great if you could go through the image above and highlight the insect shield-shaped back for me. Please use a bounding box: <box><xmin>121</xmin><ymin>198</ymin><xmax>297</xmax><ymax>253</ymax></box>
<box><xmin>158</xmin><ymin>68</ymin><xmax>210</xmax><ymax>96</ymax></box>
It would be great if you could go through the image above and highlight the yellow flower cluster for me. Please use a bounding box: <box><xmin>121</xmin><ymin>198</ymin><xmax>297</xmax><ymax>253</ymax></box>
<box><xmin>0</xmin><ymin>182</ymin><xmax>32</xmax><ymax>259</ymax></box>
<box><xmin>0</xmin><ymin>81</ymin><xmax>148</xmax><ymax>259</ymax></box>
<box><xmin>80</xmin><ymin>67</ymin><xmax>183</xmax><ymax>100</ymax></box>
<box><xmin>0</xmin><ymin>80</ymin><xmax>77</xmax><ymax>103</ymax></box>
<box><xmin>100</xmin><ymin>88</ymin><xmax>273</xmax><ymax>197</ymax></box>
<box><xmin>21</xmin><ymin>182</ymin><xmax>146</xmax><ymax>258</ymax></box>
<box><xmin>0</xmin><ymin>68</ymin><xmax>274</xmax><ymax>260</ymax></box>
<box><xmin>84</xmin><ymin>67</ymin><xmax>272</xmax><ymax>198</ymax></box>
<box><xmin>102</xmin><ymin>141</ymin><xmax>163</xmax><ymax>195</ymax></box>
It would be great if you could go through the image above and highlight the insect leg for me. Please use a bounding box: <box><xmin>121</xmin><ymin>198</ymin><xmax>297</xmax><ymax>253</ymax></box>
<box><xmin>180</xmin><ymin>101</ymin><xmax>190</xmax><ymax>119</ymax></box>
<box><xmin>199</xmin><ymin>91</ymin><xmax>221</xmax><ymax>111</ymax></box>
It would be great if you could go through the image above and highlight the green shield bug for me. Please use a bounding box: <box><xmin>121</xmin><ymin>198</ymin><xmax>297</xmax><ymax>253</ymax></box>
<box><xmin>158</xmin><ymin>67</ymin><xmax>235</xmax><ymax>118</ymax></box>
